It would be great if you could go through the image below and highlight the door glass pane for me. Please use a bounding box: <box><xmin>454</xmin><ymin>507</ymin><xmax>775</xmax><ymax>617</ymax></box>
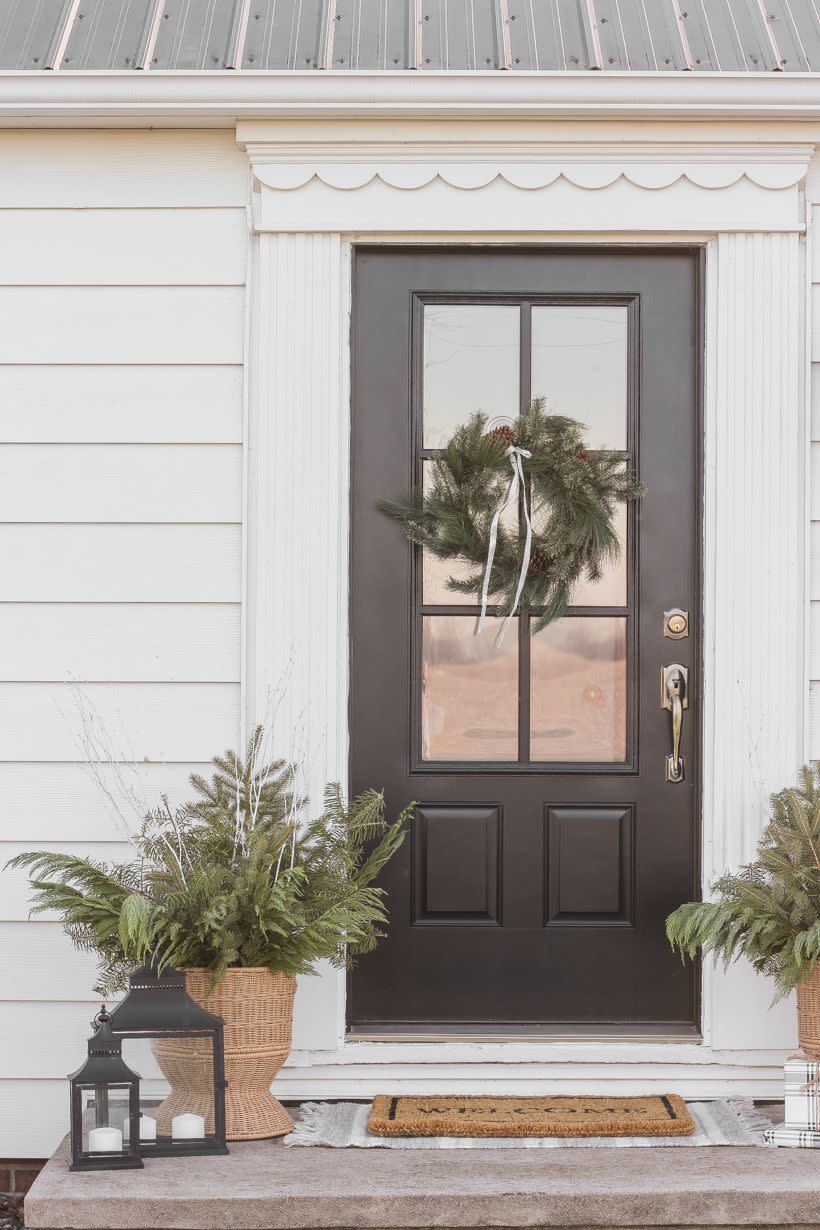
<box><xmin>531</xmin><ymin>306</ymin><xmax>627</xmax><ymax>450</ymax></box>
<box><xmin>421</xmin><ymin>460</ymin><xmax>516</xmax><ymax>606</ymax></box>
<box><xmin>423</xmin><ymin>305</ymin><xmax>519</xmax><ymax>448</ymax></box>
<box><xmin>422</xmin><ymin>616</ymin><xmax>517</xmax><ymax>760</ymax></box>
<box><xmin>571</xmin><ymin>504</ymin><xmax>628</xmax><ymax>607</ymax></box>
<box><xmin>530</xmin><ymin>617</ymin><xmax>627</xmax><ymax>762</ymax></box>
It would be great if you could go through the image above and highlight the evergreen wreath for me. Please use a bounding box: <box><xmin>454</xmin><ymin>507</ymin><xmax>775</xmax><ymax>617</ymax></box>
<box><xmin>380</xmin><ymin>397</ymin><xmax>644</xmax><ymax>633</ymax></box>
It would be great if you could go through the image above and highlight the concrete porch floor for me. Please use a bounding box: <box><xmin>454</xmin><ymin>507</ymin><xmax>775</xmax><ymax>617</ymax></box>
<box><xmin>24</xmin><ymin>1105</ymin><xmax>820</xmax><ymax>1230</ymax></box>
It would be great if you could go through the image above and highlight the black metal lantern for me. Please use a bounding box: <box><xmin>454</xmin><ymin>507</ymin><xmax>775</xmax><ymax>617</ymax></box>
<box><xmin>109</xmin><ymin>964</ymin><xmax>228</xmax><ymax>1157</ymax></box>
<box><xmin>68</xmin><ymin>1009</ymin><xmax>143</xmax><ymax>1172</ymax></box>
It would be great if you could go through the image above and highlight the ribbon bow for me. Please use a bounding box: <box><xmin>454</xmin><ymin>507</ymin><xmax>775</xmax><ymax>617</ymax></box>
<box><xmin>475</xmin><ymin>444</ymin><xmax>533</xmax><ymax>647</ymax></box>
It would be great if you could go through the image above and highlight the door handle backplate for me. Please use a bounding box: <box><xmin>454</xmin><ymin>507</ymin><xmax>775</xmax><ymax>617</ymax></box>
<box><xmin>660</xmin><ymin>663</ymin><xmax>688</xmax><ymax>784</ymax></box>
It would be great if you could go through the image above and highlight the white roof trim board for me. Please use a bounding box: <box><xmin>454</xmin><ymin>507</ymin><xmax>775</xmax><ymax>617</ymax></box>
<box><xmin>2</xmin><ymin>0</ymin><xmax>820</xmax><ymax>73</ymax></box>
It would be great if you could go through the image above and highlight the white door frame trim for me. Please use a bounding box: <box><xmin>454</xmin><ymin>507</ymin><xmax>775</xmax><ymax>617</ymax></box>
<box><xmin>242</xmin><ymin>130</ymin><xmax>810</xmax><ymax>1095</ymax></box>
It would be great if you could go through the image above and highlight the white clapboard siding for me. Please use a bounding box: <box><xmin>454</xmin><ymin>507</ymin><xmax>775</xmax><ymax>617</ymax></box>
<box><xmin>0</xmin><ymin>923</ymin><xmax>103</xmax><ymax>1000</ymax></box>
<box><xmin>0</xmin><ymin>604</ymin><xmax>241</xmax><ymax>682</ymax></box>
<box><xmin>0</xmin><ymin>682</ymin><xmax>240</xmax><ymax>763</ymax></box>
<box><xmin>0</xmin><ymin>762</ymin><xmax>213</xmax><ymax>842</ymax></box>
<box><xmin>0</xmin><ymin>1081</ymin><xmax>71</xmax><ymax>1159</ymax></box>
<box><xmin>0</xmin><ymin>1005</ymin><xmax>119</xmax><ymax>1079</ymax></box>
<box><xmin>0</xmin><ymin>287</ymin><xmax>244</xmax><ymax>364</ymax></box>
<box><xmin>812</xmin><ymin>604</ymin><xmax>820</xmax><ymax>679</ymax></box>
<box><xmin>0</xmin><ymin>1008</ymin><xmax>161</xmax><ymax>1083</ymax></box>
<box><xmin>0</xmin><ymin>843</ymin><xmax>131</xmax><ymax>921</ymax></box>
<box><xmin>813</xmin><ymin>363</ymin><xmax>820</xmax><ymax>440</ymax></box>
<box><xmin>0</xmin><ymin>525</ymin><xmax>241</xmax><ymax>601</ymax></box>
<box><xmin>0</xmin><ymin>127</ymin><xmax>249</xmax><ymax>1160</ymax></box>
<box><xmin>0</xmin><ymin>209</ymin><xmax>247</xmax><ymax>287</ymax></box>
<box><xmin>0</xmin><ymin>131</ymin><xmax>249</xmax><ymax>208</ymax></box>
<box><xmin>0</xmin><ymin>365</ymin><xmax>243</xmax><ymax>443</ymax></box>
<box><xmin>0</xmin><ymin>444</ymin><xmax>241</xmax><ymax>523</ymax></box>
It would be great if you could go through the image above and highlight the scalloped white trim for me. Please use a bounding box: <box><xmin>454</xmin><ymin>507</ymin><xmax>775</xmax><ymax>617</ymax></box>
<box><xmin>252</xmin><ymin>164</ymin><xmax>806</xmax><ymax>192</ymax></box>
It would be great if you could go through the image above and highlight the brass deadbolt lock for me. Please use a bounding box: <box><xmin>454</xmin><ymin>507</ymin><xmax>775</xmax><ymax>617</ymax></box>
<box><xmin>664</xmin><ymin>609</ymin><xmax>689</xmax><ymax>639</ymax></box>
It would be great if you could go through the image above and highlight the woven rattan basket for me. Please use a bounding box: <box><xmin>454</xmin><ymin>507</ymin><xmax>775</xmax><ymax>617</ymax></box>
<box><xmin>798</xmin><ymin>964</ymin><xmax>820</xmax><ymax>1058</ymax></box>
<box><xmin>152</xmin><ymin>967</ymin><xmax>296</xmax><ymax>1141</ymax></box>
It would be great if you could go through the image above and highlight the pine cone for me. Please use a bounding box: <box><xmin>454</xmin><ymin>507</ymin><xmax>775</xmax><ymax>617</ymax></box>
<box><xmin>529</xmin><ymin>546</ymin><xmax>552</xmax><ymax>576</ymax></box>
<box><xmin>575</xmin><ymin>444</ymin><xmax>589</xmax><ymax>461</ymax></box>
<box><xmin>486</xmin><ymin>424</ymin><xmax>515</xmax><ymax>447</ymax></box>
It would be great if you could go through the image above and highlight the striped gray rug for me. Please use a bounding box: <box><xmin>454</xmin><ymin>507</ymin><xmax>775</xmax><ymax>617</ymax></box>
<box><xmin>284</xmin><ymin>1098</ymin><xmax>774</xmax><ymax>1149</ymax></box>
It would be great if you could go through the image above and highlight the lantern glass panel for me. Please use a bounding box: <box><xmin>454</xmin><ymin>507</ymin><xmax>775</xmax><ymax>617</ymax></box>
<box><xmin>122</xmin><ymin>1036</ymin><xmax>215</xmax><ymax>1145</ymax></box>
<box><xmin>77</xmin><ymin>1083</ymin><xmax>132</xmax><ymax>1155</ymax></box>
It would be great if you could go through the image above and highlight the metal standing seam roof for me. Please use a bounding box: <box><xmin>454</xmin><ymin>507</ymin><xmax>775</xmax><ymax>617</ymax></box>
<box><xmin>1</xmin><ymin>0</ymin><xmax>820</xmax><ymax>73</ymax></box>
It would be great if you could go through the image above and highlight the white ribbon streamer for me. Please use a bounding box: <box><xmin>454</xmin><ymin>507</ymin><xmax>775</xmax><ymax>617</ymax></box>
<box><xmin>475</xmin><ymin>445</ymin><xmax>533</xmax><ymax>647</ymax></box>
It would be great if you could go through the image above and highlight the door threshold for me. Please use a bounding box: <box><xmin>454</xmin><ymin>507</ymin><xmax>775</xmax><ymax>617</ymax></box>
<box><xmin>347</xmin><ymin>1023</ymin><xmax>702</xmax><ymax>1044</ymax></box>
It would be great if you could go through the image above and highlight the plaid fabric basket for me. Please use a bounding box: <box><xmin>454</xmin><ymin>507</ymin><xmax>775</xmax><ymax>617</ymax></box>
<box><xmin>784</xmin><ymin>1055</ymin><xmax>820</xmax><ymax>1130</ymax></box>
<box><xmin>766</xmin><ymin>1123</ymin><xmax>820</xmax><ymax>1149</ymax></box>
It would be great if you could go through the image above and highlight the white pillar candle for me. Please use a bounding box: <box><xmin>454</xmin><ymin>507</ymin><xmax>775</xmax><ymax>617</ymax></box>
<box><xmin>171</xmin><ymin>1113</ymin><xmax>205</xmax><ymax>1140</ymax></box>
<box><xmin>123</xmin><ymin>1115</ymin><xmax>157</xmax><ymax>1144</ymax></box>
<box><xmin>88</xmin><ymin>1126</ymin><xmax>122</xmax><ymax>1153</ymax></box>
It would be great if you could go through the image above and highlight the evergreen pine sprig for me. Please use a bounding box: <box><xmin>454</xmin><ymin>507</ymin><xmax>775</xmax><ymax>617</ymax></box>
<box><xmin>667</xmin><ymin>764</ymin><xmax>820</xmax><ymax>1000</ymax></box>
<box><xmin>379</xmin><ymin>398</ymin><xmax>643</xmax><ymax>632</ymax></box>
<box><xmin>7</xmin><ymin>729</ymin><xmax>411</xmax><ymax>995</ymax></box>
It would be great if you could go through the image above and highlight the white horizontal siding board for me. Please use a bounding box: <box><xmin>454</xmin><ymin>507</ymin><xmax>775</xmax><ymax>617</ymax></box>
<box><xmin>0</xmin><ymin>131</ymin><xmax>249</xmax><ymax>208</ymax></box>
<box><xmin>812</xmin><ymin>603</ymin><xmax>820</xmax><ymax>678</ymax></box>
<box><xmin>0</xmin><ymin>1006</ymin><xmax>112</xmax><ymax>1079</ymax></box>
<box><xmin>0</xmin><ymin>922</ymin><xmax>102</xmax><ymax>1000</ymax></box>
<box><xmin>0</xmin><ymin>365</ymin><xmax>243</xmax><ymax>443</ymax></box>
<box><xmin>0</xmin><ymin>525</ymin><xmax>241</xmax><ymax>601</ymax></box>
<box><xmin>813</xmin><ymin>362</ymin><xmax>820</xmax><ymax>441</ymax></box>
<box><xmin>0</xmin><ymin>682</ymin><xmax>240</xmax><ymax>762</ymax></box>
<box><xmin>0</xmin><ymin>1080</ymin><xmax>69</xmax><ymax>1159</ymax></box>
<box><xmin>0</xmin><ymin>444</ymin><xmax>241</xmax><ymax>523</ymax></box>
<box><xmin>0</xmin><ymin>287</ymin><xmax>244</xmax><ymax>364</ymax></box>
<box><xmin>0</xmin><ymin>604</ymin><xmax>241</xmax><ymax>682</ymax></box>
<box><xmin>0</xmin><ymin>762</ymin><xmax>211</xmax><ymax>841</ymax></box>
<box><xmin>813</xmin><ymin>444</ymin><xmax>820</xmax><ymax>520</ymax></box>
<box><xmin>0</xmin><ymin>209</ymin><xmax>248</xmax><ymax>287</ymax></box>
<box><xmin>0</xmin><ymin>1007</ymin><xmax>161</xmax><ymax>1081</ymax></box>
<box><xmin>0</xmin><ymin>843</ymin><xmax>131</xmax><ymax>921</ymax></box>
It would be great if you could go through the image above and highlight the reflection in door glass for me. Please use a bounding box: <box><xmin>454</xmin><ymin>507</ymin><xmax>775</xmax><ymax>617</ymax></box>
<box><xmin>421</xmin><ymin>616</ymin><xmax>517</xmax><ymax>760</ymax></box>
<box><xmin>531</xmin><ymin>306</ymin><xmax>627</xmax><ymax>450</ymax></box>
<box><xmin>530</xmin><ymin>618</ymin><xmax>627</xmax><ymax>763</ymax></box>
<box><xmin>423</xmin><ymin>305</ymin><xmax>519</xmax><ymax>448</ymax></box>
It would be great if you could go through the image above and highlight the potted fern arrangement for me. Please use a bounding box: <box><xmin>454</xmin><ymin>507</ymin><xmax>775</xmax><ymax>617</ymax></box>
<box><xmin>667</xmin><ymin>764</ymin><xmax>820</xmax><ymax>1055</ymax></box>
<box><xmin>9</xmin><ymin>728</ymin><xmax>411</xmax><ymax>1140</ymax></box>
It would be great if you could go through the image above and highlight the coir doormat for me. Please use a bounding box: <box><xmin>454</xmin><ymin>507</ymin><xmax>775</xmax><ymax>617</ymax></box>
<box><xmin>368</xmin><ymin>1093</ymin><xmax>696</xmax><ymax>1138</ymax></box>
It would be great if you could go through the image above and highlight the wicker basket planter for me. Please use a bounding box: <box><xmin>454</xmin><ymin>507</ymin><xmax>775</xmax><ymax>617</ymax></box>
<box><xmin>152</xmin><ymin>967</ymin><xmax>296</xmax><ymax>1141</ymax></box>
<box><xmin>798</xmin><ymin>964</ymin><xmax>820</xmax><ymax>1058</ymax></box>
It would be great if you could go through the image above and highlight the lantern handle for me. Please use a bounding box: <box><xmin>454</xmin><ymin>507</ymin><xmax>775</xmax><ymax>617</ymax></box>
<box><xmin>92</xmin><ymin>1004</ymin><xmax>111</xmax><ymax>1031</ymax></box>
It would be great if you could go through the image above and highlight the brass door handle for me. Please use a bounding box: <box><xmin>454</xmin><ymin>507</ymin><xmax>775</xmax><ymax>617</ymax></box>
<box><xmin>660</xmin><ymin>664</ymin><xmax>688</xmax><ymax>783</ymax></box>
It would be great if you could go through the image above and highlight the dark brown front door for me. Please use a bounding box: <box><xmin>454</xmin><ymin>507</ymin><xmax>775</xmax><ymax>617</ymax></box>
<box><xmin>349</xmin><ymin>248</ymin><xmax>700</xmax><ymax>1035</ymax></box>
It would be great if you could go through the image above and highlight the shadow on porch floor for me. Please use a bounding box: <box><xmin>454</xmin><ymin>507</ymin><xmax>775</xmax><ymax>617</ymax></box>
<box><xmin>25</xmin><ymin>1102</ymin><xmax>820</xmax><ymax>1230</ymax></box>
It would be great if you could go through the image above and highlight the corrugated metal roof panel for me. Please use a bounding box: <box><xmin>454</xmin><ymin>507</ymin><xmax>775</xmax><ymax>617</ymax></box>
<box><xmin>331</xmin><ymin>0</ymin><xmax>412</xmax><ymax>70</ymax></box>
<box><xmin>0</xmin><ymin>0</ymin><xmax>69</xmax><ymax>68</ymax></box>
<box><xmin>4</xmin><ymin>0</ymin><xmax>820</xmax><ymax>70</ymax></box>
<box><xmin>150</xmin><ymin>0</ymin><xmax>236</xmax><ymax>68</ymax></box>
<box><xmin>60</xmin><ymin>0</ymin><xmax>154</xmax><ymax>69</ymax></box>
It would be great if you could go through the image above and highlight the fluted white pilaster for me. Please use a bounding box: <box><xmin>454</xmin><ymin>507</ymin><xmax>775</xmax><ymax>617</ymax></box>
<box><xmin>246</xmin><ymin>232</ymin><xmax>350</xmax><ymax>807</ymax></box>
<box><xmin>703</xmin><ymin>232</ymin><xmax>805</xmax><ymax>879</ymax></box>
